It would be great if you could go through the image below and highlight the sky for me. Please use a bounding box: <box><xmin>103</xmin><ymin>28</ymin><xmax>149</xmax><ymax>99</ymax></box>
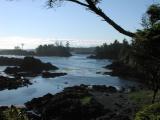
<box><xmin>0</xmin><ymin>0</ymin><xmax>158</xmax><ymax>49</ymax></box>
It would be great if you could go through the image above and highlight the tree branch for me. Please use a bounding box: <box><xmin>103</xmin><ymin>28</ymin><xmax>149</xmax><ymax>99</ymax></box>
<box><xmin>47</xmin><ymin>0</ymin><xmax>136</xmax><ymax>37</ymax></box>
<box><xmin>86</xmin><ymin>0</ymin><xmax>136</xmax><ymax>37</ymax></box>
<box><xmin>67</xmin><ymin>0</ymin><xmax>89</xmax><ymax>7</ymax></box>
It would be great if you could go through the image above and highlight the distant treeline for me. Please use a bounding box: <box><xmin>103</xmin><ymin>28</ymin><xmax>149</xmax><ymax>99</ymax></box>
<box><xmin>0</xmin><ymin>49</ymin><xmax>35</xmax><ymax>56</ymax></box>
<box><xmin>89</xmin><ymin>39</ymin><xmax>130</xmax><ymax>59</ymax></box>
<box><xmin>71</xmin><ymin>47</ymin><xmax>95</xmax><ymax>54</ymax></box>
<box><xmin>0</xmin><ymin>41</ymin><xmax>71</xmax><ymax>57</ymax></box>
<box><xmin>36</xmin><ymin>42</ymin><xmax>71</xmax><ymax>57</ymax></box>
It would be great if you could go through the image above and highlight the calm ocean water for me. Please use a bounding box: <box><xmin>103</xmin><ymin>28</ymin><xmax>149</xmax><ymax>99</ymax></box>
<box><xmin>0</xmin><ymin>54</ymin><xmax>138</xmax><ymax>105</ymax></box>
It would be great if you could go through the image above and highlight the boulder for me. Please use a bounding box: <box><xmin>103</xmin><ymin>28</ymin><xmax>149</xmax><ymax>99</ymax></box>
<box><xmin>4</xmin><ymin>67</ymin><xmax>22</xmax><ymax>74</ymax></box>
<box><xmin>92</xmin><ymin>85</ymin><xmax>117</xmax><ymax>93</ymax></box>
<box><xmin>42</xmin><ymin>71</ymin><xmax>67</xmax><ymax>78</ymax></box>
<box><xmin>0</xmin><ymin>76</ymin><xmax>31</xmax><ymax>90</ymax></box>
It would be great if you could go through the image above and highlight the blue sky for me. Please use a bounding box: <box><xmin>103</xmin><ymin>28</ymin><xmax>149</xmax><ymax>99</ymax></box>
<box><xmin>0</xmin><ymin>0</ymin><xmax>158</xmax><ymax>49</ymax></box>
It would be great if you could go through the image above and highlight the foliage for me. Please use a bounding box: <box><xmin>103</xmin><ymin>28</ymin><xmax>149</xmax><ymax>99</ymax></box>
<box><xmin>71</xmin><ymin>47</ymin><xmax>95</xmax><ymax>54</ymax></box>
<box><xmin>141</xmin><ymin>4</ymin><xmax>160</xmax><ymax>29</ymax></box>
<box><xmin>133</xmin><ymin>23</ymin><xmax>160</xmax><ymax>103</ymax></box>
<box><xmin>0</xmin><ymin>49</ymin><xmax>35</xmax><ymax>56</ymax></box>
<box><xmin>0</xmin><ymin>41</ymin><xmax>72</xmax><ymax>57</ymax></box>
<box><xmin>80</xmin><ymin>96</ymin><xmax>92</xmax><ymax>105</ymax></box>
<box><xmin>135</xmin><ymin>103</ymin><xmax>160</xmax><ymax>120</ymax></box>
<box><xmin>36</xmin><ymin>41</ymin><xmax>71</xmax><ymax>57</ymax></box>
<box><xmin>129</xmin><ymin>90</ymin><xmax>160</xmax><ymax>108</ymax></box>
<box><xmin>147</xmin><ymin>4</ymin><xmax>160</xmax><ymax>25</ymax></box>
<box><xmin>93</xmin><ymin>39</ymin><xmax>130</xmax><ymax>59</ymax></box>
<box><xmin>129</xmin><ymin>3</ymin><xmax>160</xmax><ymax>103</ymax></box>
<box><xmin>0</xmin><ymin>106</ymin><xmax>29</xmax><ymax>120</ymax></box>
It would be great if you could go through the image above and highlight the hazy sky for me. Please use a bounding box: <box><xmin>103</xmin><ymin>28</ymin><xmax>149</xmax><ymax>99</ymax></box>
<box><xmin>0</xmin><ymin>0</ymin><xmax>158</xmax><ymax>49</ymax></box>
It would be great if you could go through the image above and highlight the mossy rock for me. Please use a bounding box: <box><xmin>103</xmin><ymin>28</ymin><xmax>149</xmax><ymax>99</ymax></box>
<box><xmin>135</xmin><ymin>103</ymin><xmax>160</xmax><ymax>120</ymax></box>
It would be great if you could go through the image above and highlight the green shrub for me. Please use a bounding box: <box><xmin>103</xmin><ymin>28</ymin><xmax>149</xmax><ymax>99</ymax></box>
<box><xmin>1</xmin><ymin>106</ymin><xmax>29</xmax><ymax>120</ymax></box>
<box><xmin>135</xmin><ymin>103</ymin><xmax>160</xmax><ymax>120</ymax></box>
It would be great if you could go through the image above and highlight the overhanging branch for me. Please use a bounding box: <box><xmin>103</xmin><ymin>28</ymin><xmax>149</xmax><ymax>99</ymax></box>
<box><xmin>86</xmin><ymin>0</ymin><xmax>135</xmax><ymax>37</ymax></box>
<box><xmin>67</xmin><ymin>0</ymin><xmax>89</xmax><ymax>7</ymax></box>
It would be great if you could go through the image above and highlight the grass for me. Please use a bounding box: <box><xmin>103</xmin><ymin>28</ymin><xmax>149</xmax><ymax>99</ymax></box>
<box><xmin>135</xmin><ymin>103</ymin><xmax>160</xmax><ymax>120</ymax></box>
<box><xmin>80</xmin><ymin>96</ymin><xmax>92</xmax><ymax>105</ymax></box>
<box><xmin>128</xmin><ymin>90</ymin><xmax>160</xmax><ymax>120</ymax></box>
<box><xmin>128</xmin><ymin>90</ymin><xmax>160</xmax><ymax>109</ymax></box>
<box><xmin>0</xmin><ymin>106</ymin><xmax>29</xmax><ymax>120</ymax></box>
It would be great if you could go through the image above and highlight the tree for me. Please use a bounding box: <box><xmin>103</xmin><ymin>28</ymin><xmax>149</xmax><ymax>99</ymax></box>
<box><xmin>133</xmin><ymin>23</ymin><xmax>160</xmax><ymax>103</ymax></box>
<box><xmin>46</xmin><ymin>0</ymin><xmax>135</xmax><ymax>37</ymax></box>
<box><xmin>36</xmin><ymin>43</ymin><xmax>71</xmax><ymax>56</ymax></box>
<box><xmin>147</xmin><ymin>4</ymin><xmax>160</xmax><ymax>25</ymax></box>
<box><xmin>14</xmin><ymin>46</ymin><xmax>21</xmax><ymax>50</ymax></box>
<box><xmin>133</xmin><ymin>4</ymin><xmax>160</xmax><ymax>103</ymax></box>
<box><xmin>141</xmin><ymin>4</ymin><xmax>160</xmax><ymax>29</ymax></box>
<box><xmin>66</xmin><ymin>41</ymin><xmax>70</xmax><ymax>51</ymax></box>
<box><xmin>21</xmin><ymin>43</ymin><xmax>24</xmax><ymax>50</ymax></box>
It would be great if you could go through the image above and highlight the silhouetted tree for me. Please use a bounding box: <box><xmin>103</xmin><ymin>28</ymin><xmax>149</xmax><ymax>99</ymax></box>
<box><xmin>133</xmin><ymin>4</ymin><xmax>160</xmax><ymax>103</ymax></box>
<box><xmin>147</xmin><ymin>4</ymin><xmax>160</xmax><ymax>25</ymax></box>
<box><xmin>141</xmin><ymin>4</ymin><xmax>160</xmax><ymax>29</ymax></box>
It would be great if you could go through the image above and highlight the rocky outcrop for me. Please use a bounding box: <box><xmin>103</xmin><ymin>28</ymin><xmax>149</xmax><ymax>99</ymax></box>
<box><xmin>25</xmin><ymin>85</ymin><xmax>105</xmax><ymax>120</ymax></box>
<box><xmin>20</xmin><ymin>57</ymin><xmax>58</xmax><ymax>72</ymax></box>
<box><xmin>4</xmin><ymin>57</ymin><xmax>58</xmax><ymax>77</ymax></box>
<box><xmin>0</xmin><ymin>57</ymin><xmax>23</xmax><ymax>66</ymax></box>
<box><xmin>91</xmin><ymin>85</ymin><xmax>117</xmax><ymax>93</ymax></box>
<box><xmin>0</xmin><ymin>76</ymin><xmax>31</xmax><ymax>90</ymax></box>
<box><xmin>25</xmin><ymin>85</ymin><xmax>137</xmax><ymax>120</ymax></box>
<box><xmin>4</xmin><ymin>67</ymin><xmax>22</xmax><ymax>74</ymax></box>
<box><xmin>42</xmin><ymin>71</ymin><xmax>67</xmax><ymax>78</ymax></box>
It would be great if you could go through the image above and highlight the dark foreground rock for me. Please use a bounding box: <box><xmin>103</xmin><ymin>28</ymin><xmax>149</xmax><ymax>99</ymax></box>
<box><xmin>4</xmin><ymin>57</ymin><xmax>58</xmax><ymax>76</ymax></box>
<box><xmin>42</xmin><ymin>71</ymin><xmax>67</xmax><ymax>78</ymax></box>
<box><xmin>0</xmin><ymin>75</ymin><xmax>31</xmax><ymax>90</ymax></box>
<box><xmin>91</xmin><ymin>85</ymin><xmax>117</xmax><ymax>93</ymax></box>
<box><xmin>0</xmin><ymin>56</ymin><xmax>23</xmax><ymax>66</ymax></box>
<box><xmin>25</xmin><ymin>85</ymin><xmax>105</xmax><ymax>120</ymax></box>
<box><xmin>24</xmin><ymin>85</ymin><xmax>137</xmax><ymax>120</ymax></box>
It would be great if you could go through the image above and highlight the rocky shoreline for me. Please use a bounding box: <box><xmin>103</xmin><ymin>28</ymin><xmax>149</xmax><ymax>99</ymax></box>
<box><xmin>0</xmin><ymin>76</ymin><xmax>31</xmax><ymax>91</ymax></box>
<box><xmin>0</xmin><ymin>57</ymin><xmax>141</xmax><ymax>120</ymax></box>
<box><xmin>4</xmin><ymin>57</ymin><xmax>58</xmax><ymax>76</ymax></box>
<box><xmin>0</xmin><ymin>56</ymin><xmax>67</xmax><ymax>91</ymax></box>
<box><xmin>0</xmin><ymin>56</ymin><xmax>23</xmax><ymax>66</ymax></box>
<box><xmin>0</xmin><ymin>85</ymin><xmax>138</xmax><ymax>120</ymax></box>
<box><xmin>103</xmin><ymin>61</ymin><xmax>146</xmax><ymax>83</ymax></box>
